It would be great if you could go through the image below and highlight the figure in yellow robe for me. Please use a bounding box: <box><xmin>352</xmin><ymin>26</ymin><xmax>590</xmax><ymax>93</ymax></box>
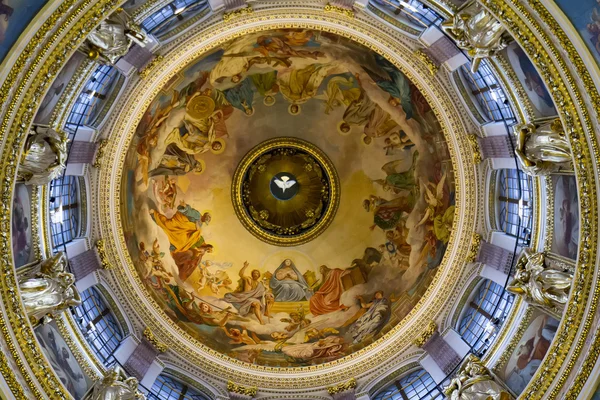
<box><xmin>151</xmin><ymin>203</ymin><xmax>212</xmax><ymax>281</ymax></box>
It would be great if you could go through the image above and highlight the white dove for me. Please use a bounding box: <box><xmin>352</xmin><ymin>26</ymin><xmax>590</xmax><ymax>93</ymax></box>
<box><xmin>274</xmin><ymin>175</ymin><xmax>297</xmax><ymax>193</ymax></box>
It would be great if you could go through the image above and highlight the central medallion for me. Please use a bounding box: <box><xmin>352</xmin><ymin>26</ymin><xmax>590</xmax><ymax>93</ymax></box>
<box><xmin>232</xmin><ymin>137</ymin><xmax>340</xmax><ymax>246</ymax></box>
<box><xmin>270</xmin><ymin>172</ymin><xmax>299</xmax><ymax>201</ymax></box>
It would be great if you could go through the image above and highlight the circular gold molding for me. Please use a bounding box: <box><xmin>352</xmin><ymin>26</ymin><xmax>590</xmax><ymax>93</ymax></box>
<box><xmin>99</xmin><ymin>13</ymin><xmax>475</xmax><ymax>387</ymax></box>
<box><xmin>232</xmin><ymin>137</ymin><xmax>340</xmax><ymax>246</ymax></box>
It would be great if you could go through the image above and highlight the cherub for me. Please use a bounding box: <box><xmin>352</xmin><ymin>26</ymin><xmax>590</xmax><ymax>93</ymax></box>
<box><xmin>271</xmin><ymin>308</ymin><xmax>311</xmax><ymax>340</ymax></box>
<box><xmin>152</xmin><ymin>175</ymin><xmax>177</xmax><ymax>211</ymax></box>
<box><xmin>222</xmin><ymin>326</ymin><xmax>261</xmax><ymax>345</ymax></box>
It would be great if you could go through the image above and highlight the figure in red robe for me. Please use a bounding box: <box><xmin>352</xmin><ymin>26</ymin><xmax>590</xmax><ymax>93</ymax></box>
<box><xmin>309</xmin><ymin>265</ymin><xmax>350</xmax><ymax>316</ymax></box>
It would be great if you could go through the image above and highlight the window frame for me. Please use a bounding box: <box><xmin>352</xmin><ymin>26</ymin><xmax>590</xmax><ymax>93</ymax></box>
<box><xmin>49</xmin><ymin>176</ymin><xmax>80</xmax><ymax>250</ymax></box>
<box><xmin>497</xmin><ymin>168</ymin><xmax>533</xmax><ymax>245</ymax></box>
<box><xmin>148</xmin><ymin>373</ymin><xmax>209</xmax><ymax>400</ymax></box>
<box><xmin>373</xmin><ymin>368</ymin><xmax>443</xmax><ymax>400</ymax></box>
<box><xmin>73</xmin><ymin>287</ymin><xmax>124</xmax><ymax>366</ymax></box>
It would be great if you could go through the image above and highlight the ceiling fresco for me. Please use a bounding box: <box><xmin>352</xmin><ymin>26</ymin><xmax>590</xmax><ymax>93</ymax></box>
<box><xmin>120</xmin><ymin>29</ymin><xmax>456</xmax><ymax>367</ymax></box>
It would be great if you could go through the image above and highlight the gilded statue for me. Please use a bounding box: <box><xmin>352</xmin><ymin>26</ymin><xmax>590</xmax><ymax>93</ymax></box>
<box><xmin>18</xmin><ymin>125</ymin><xmax>68</xmax><ymax>186</ymax></box>
<box><xmin>444</xmin><ymin>354</ymin><xmax>513</xmax><ymax>400</ymax></box>
<box><xmin>442</xmin><ymin>1</ymin><xmax>508</xmax><ymax>73</ymax></box>
<box><xmin>514</xmin><ymin>118</ymin><xmax>572</xmax><ymax>176</ymax></box>
<box><xmin>507</xmin><ymin>248</ymin><xmax>572</xmax><ymax>309</ymax></box>
<box><xmin>18</xmin><ymin>252</ymin><xmax>81</xmax><ymax>326</ymax></box>
<box><xmin>82</xmin><ymin>9</ymin><xmax>146</xmax><ymax>64</ymax></box>
<box><xmin>83</xmin><ymin>366</ymin><xmax>145</xmax><ymax>400</ymax></box>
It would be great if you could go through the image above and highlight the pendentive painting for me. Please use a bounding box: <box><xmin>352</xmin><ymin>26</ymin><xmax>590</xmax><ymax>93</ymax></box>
<box><xmin>120</xmin><ymin>29</ymin><xmax>456</xmax><ymax>367</ymax></box>
<box><xmin>553</xmin><ymin>0</ymin><xmax>600</xmax><ymax>66</ymax></box>
<box><xmin>551</xmin><ymin>175</ymin><xmax>579</xmax><ymax>260</ymax></box>
<box><xmin>498</xmin><ymin>311</ymin><xmax>559</xmax><ymax>395</ymax></box>
<box><xmin>35</xmin><ymin>321</ymin><xmax>92</xmax><ymax>399</ymax></box>
<box><xmin>35</xmin><ymin>52</ymin><xmax>85</xmax><ymax>125</ymax></box>
<box><xmin>0</xmin><ymin>0</ymin><xmax>48</xmax><ymax>64</ymax></box>
<box><xmin>503</xmin><ymin>42</ymin><xmax>557</xmax><ymax>118</ymax></box>
<box><xmin>12</xmin><ymin>183</ymin><xmax>34</xmax><ymax>268</ymax></box>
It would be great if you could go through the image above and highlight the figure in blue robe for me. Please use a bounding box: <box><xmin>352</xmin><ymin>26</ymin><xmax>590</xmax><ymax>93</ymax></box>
<box><xmin>224</xmin><ymin>77</ymin><xmax>255</xmax><ymax>115</ymax></box>
<box><xmin>363</xmin><ymin>54</ymin><xmax>413</xmax><ymax>119</ymax></box>
<box><xmin>270</xmin><ymin>259</ymin><xmax>312</xmax><ymax>302</ymax></box>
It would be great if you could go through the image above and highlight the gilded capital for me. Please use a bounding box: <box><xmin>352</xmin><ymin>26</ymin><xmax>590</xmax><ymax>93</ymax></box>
<box><xmin>327</xmin><ymin>378</ymin><xmax>357</xmax><ymax>394</ymax></box>
<box><xmin>223</xmin><ymin>5</ymin><xmax>253</xmax><ymax>22</ymax></box>
<box><xmin>227</xmin><ymin>381</ymin><xmax>258</xmax><ymax>396</ymax></box>
<box><xmin>467</xmin><ymin>134</ymin><xmax>483</xmax><ymax>164</ymax></box>
<box><xmin>413</xmin><ymin>49</ymin><xmax>439</xmax><ymax>75</ymax></box>
<box><xmin>413</xmin><ymin>320</ymin><xmax>437</xmax><ymax>347</ymax></box>
<box><xmin>466</xmin><ymin>233</ymin><xmax>482</xmax><ymax>263</ymax></box>
<box><xmin>143</xmin><ymin>327</ymin><xmax>168</xmax><ymax>353</ymax></box>
<box><xmin>324</xmin><ymin>3</ymin><xmax>355</xmax><ymax>18</ymax></box>
<box><xmin>95</xmin><ymin>239</ymin><xmax>112</xmax><ymax>270</ymax></box>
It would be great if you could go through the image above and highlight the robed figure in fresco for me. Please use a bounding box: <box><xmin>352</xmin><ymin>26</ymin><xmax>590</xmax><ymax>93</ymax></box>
<box><xmin>150</xmin><ymin>201</ymin><xmax>212</xmax><ymax>281</ymax></box>
<box><xmin>270</xmin><ymin>259</ymin><xmax>312</xmax><ymax>302</ymax></box>
<box><xmin>309</xmin><ymin>265</ymin><xmax>349</xmax><ymax>316</ymax></box>
<box><xmin>224</xmin><ymin>261</ymin><xmax>273</xmax><ymax>324</ymax></box>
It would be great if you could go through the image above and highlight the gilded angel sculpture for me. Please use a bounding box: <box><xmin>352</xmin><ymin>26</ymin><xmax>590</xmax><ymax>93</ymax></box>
<box><xmin>18</xmin><ymin>252</ymin><xmax>81</xmax><ymax>326</ymax></box>
<box><xmin>507</xmin><ymin>248</ymin><xmax>572</xmax><ymax>309</ymax></box>
<box><xmin>445</xmin><ymin>354</ymin><xmax>513</xmax><ymax>400</ymax></box>
<box><xmin>82</xmin><ymin>9</ymin><xmax>146</xmax><ymax>65</ymax></box>
<box><xmin>83</xmin><ymin>366</ymin><xmax>145</xmax><ymax>400</ymax></box>
<box><xmin>18</xmin><ymin>125</ymin><xmax>68</xmax><ymax>186</ymax></box>
<box><xmin>442</xmin><ymin>1</ymin><xmax>508</xmax><ymax>73</ymax></box>
<box><xmin>514</xmin><ymin>118</ymin><xmax>572</xmax><ymax>176</ymax></box>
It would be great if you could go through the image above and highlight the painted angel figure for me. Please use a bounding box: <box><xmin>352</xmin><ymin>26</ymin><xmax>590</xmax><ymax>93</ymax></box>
<box><xmin>152</xmin><ymin>175</ymin><xmax>178</xmax><ymax>211</ymax></box>
<box><xmin>415</xmin><ymin>170</ymin><xmax>448</xmax><ymax>228</ymax></box>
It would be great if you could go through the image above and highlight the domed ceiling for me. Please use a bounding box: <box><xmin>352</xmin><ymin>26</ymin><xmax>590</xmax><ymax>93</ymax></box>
<box><xmin>119</xmin><ymin>29</ymin><xmax>455</xmax><ymax>367</ymax></box>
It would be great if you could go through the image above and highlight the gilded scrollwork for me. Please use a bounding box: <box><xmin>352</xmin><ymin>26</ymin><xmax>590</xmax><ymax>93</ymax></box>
<box><xmin>324</xmin><ymin>3</ymin><xmax>354</xmax><ymax>19</ymax></box>
<box><xmin>413</xmin><ymin>49</ymin><xmax>439</xmax><ymax>75</ymax></box>
<box><xmin>223</xmin><ymin>5</ymin><xmax>253</xmax><ymax>22</ymax></box>
<box><xmin>466</xmin><ymin>233</ymin><xmax>482</xmax><ymax>263</ymax></box>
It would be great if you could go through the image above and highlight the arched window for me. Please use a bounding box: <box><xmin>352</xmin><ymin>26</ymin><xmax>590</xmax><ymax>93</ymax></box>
<box><xmin>65</xmin><ymin>64</ymin><xmax>121</xmax><ymax>132</ymax></box>
<box><xmin>497</xmin><ymin>168</ymin><xmax>533</xmax><ymax>245</ymax></box>
<box><xmin>141</xmin><ymin>0</ymin><xmax>205</xmax><ymax>35</ymax></box>
<box><xmin>459</xmin><ymin>61</ymin><xmax>515</xmax><ymax>123</ymax></box>
<box><xmin>370</xmin><ymin>0</ymin><xmax>444</xmax><ymax>27</ymax></box>
<box><xmin>373</xmin><ymin>368</ymin><xmax>443</xmax><ymax>400</ymax></box>
<box><xmin>73</xmin><ymin>287</ymin><xmax>124</xmax><ymax>366</ymax></box>
<box><xmin>49</xmin><ymin>176</ymin><xmax>80</xmax><ymax>250</ymax></box>
<box><xmin>149</xmin><ymin>374</ymin><xmax>209</xmax><ymax>400</ymax></box>
<box><xmin>457</xmin><ymin>280</ymin><xmax>514</xmax><ymax>355</ymax></box>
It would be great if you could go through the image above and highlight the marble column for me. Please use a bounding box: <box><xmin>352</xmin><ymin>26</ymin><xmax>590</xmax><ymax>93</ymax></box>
<box><xmin>478</xmin><ymin>135</ymin><xmax>514</xmax><ymax>159</ymax></box>
<box><xmin>69</xmin><ymin>248</ymin><xmax>102</xmax><ymax>280</ymax></box>
<box><xmin>478</xmin><ymin>240</ymin><xmax>514</xmax><ymax>275</ymax></box>
<box><xmin>67</xmin><ymin>141</ymin><xmax>98</xmax><ymax>164</ymax></box>
<box><xmin>419</xmin><ymin>27</ymin><xmax>468</xmax><ymax>72</ymax></box>
<box><xmin>223</xmin><ymin>0</ymin><xmax>246</xmax><ymax>10</ymax></box>
<box><xmin>123</xmin><ymin>338</ymin><xmax>160</xmax><ymax>380</ymax></box>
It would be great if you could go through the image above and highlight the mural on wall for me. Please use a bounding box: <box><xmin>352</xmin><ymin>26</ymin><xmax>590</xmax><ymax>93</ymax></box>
<box><xmin>551</xmin><ymin>174</ymin><xmax>579</xmax><ymax>260</ymax></box>
<box><xmin>553</xmin><ymin>0</ymin><xmax>600</xmax><ymax>65</ymax></box>
<box><xmin>0</xmin><ymin>0</ymin><xmax>47</xmax><ymax>65</ymax></box>
<box><xmin>35</xmin><ymin>321</ymin><xmax>92</xmax><ymax>399</ymax></box>
<box><xmin>12</xmin><ymin>183</ymin><xmax>34</xmax><ymax>268</ymax></box>
<box><xmin>35</xmin><ymin>52</ymin><xmax>85</xmax><ymax>125</ymax></box>
<box><xmin>120</xmin><ymin>29</ymin><xmax>456</xmax><ymax>367</ymax></box>
<box><xmin>503</xmin><ymin>42</ymin><xmax>557</xmax><ymax>118</ymax></box>
<box><xmin>498</xmin><ymin>311</ymin><xmax>559</xmax><ymax>395</ymax></box>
